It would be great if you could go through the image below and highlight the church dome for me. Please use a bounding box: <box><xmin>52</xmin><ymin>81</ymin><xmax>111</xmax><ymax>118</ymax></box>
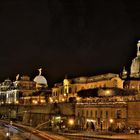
<box><xmin>33</xmin><ymin>68</ymin><xmax>48</xmax><ymax>86</ymax></box>
<box><xmin>130</xmin><ymin>41</ymin><xmax>140</xmax><ymax>78</ymax></box>
<box><xmin>34</xmin><ymin>75</ymin><xmax>48</xmax><ymax>85</ymax></box>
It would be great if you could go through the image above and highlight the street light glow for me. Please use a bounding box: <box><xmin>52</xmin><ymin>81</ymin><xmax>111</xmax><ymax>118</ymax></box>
<box><xmin>68</xmin><ymin>119</ymin><xmax>74</xmax><ymax>126</ymax></box>
<box><xmin>109</xmin><ymin>119</ymin><xmax>114</xmax><ymax>123</ymax></box>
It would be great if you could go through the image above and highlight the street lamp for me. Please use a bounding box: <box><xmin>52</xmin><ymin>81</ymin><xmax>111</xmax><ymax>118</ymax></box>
<box><xmin>68</xmin><ymin>119</ymin><xmax>74</xmax><ymax>126</ymax></box>
<box><xmin>68</xmin><ymin>118</ymin><xmax>74</xmax><ymax>130</ymax></box>
<box><xmin>109</xmin><ymin>119</ymin><xmax>114</xmax><ymax>131</ymax></box>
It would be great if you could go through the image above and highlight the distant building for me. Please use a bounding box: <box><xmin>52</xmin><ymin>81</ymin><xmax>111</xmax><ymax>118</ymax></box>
<box><xmin>122</xmin><ymin>41</ymin><xmax>140</xmax><ymax>92</ymax></box>
<box><xmin>52</xmin><ymin>73</ymin><xmax>123</xmax><ymax>102</ymax></box>
<box><xmin>13</xmin><ymin>75</ymin><xmax>36</xmax><ymax>97</ymax></box>
<box><xmin>0</xmin><ymin>69</ymin><xmax>51</xmax><ymax>105</ymax></box>
<box><xmin>0</xmin><ymin>79</ymin><xmax>17</xmax><ymax>104</ymax></box>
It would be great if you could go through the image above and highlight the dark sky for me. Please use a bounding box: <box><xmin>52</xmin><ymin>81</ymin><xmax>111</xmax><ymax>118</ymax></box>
<box><xmin>0</xmin><ymin>0</ymin><xmax>140</xmax><ymax>86</ymax></box>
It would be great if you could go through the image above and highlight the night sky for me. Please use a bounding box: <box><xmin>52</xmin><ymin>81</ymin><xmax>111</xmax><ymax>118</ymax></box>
<box><xmin>0</xmin><ymin>0</ymin><xmax>140</xmax><ymax>86</ymax></box>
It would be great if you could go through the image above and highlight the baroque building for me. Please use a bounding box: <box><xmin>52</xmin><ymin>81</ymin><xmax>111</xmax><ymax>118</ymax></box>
<box><xmin>122</xmin><ymin>41</ymin><xmax>140</xmax><ymax>92</ymax></box>
<box><xmin>0</xmin><ymin>79</ymin><xmax>17</xmax><ymax>104</ymax></box>
<box><xmin>52</xmin><ymin>73</ymin><xmax>123</xmax><ymax>102</ymax></box>
<box><xmin>0</xmin><ymin>69</ymin><xmax>51</xmax><ymax>105</ymax></box>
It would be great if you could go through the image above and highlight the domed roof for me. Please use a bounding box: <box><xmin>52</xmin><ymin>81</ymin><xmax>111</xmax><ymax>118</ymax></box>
<box><xmin>33</xmin><ymin>68</ymin><xmax>48</xmax><ymax>86</ymax></box>
<box><xmin>130</xmin><ymin>56</ymin><xmax>140</xmax><ymax>78</ymax></box>
<box><xmin>34</xmin><ymin>75</ymin><xmax>48</xmax><ymax>85</ymax></box>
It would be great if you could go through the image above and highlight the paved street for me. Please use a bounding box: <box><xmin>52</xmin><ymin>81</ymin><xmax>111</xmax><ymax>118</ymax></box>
<box><xmin>0</xmin><ymin>122</ymin><xmax>48</xmax><ymax>140</ymax></box>
<box><xmin>52</xmin><ymin>130</ymin><xmax>140</xmax><ymax>140</ymax></box>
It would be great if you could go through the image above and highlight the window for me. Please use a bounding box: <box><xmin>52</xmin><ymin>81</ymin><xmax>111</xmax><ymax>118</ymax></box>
<box><xmin>116</xmin><ymin>110</ymin><xmax>121</xmax><ymax>119</ymax></box>
<box><xmin>82</xmin><ymin>110</ymin><xmax>84</xmax><ymax>116</ymax></box>
<box><xmin>100</xmin><ymin>111</ymin><xmax>103</xmax><ymax>118</ymax></box>
<box><xmin>78</xmin><ymin>112</ymin><xmax>80</xmax><ymax>117</ymax></box>
<box><xmin>69</xmin><ymin>87</ymin><xmax>72</xmax><ymax>93</ymax></box>
<box><xmin>95</xmin><ymin>110</ymin><xmax>97</xmax><ymax>118</ymax></box>
<box><xmin>90</xmin><ymin>110</ymin><xmax>93</xmax><ymax>117</ymax></box>
<box><xmin>106</xmin><ymin>111</ymin><xmax>108</xmax><ymax>118</ymax></box>
<box><xmin>86</xmin><ymin>110</ymin><xmax>89</xmax><ymax>117</ymax></box>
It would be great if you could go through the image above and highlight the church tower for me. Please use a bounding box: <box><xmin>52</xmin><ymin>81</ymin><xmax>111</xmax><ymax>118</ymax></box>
<box><xmin>137</xmin><ymin>41</ymin><xmax>140</xmax><ymax>56</ymax></box>
<box><xmin>121</xmin><ymin>66</ymin><xmax>127</xmax><ymax>79</ymax></box>
<box><xmin>130</xmin><ymin>41</ymin><xmax>140</xmax><ymax>78</ymax></box>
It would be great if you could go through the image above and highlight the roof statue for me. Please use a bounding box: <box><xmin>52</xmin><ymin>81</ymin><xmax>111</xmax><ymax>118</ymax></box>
<box><xmin>16</xmin><ymin>74</ymin><xmax>20</xmax><ymax>81</ymax></box>
<box><xmin>34</xmin><ymin>68</ymin><xmax>48</xmax><ymax>86</ymax></box>
<box><xmin>38</xmin><ymin>68</ymin><xmax>42</xmax><ymax>76</ymax></box>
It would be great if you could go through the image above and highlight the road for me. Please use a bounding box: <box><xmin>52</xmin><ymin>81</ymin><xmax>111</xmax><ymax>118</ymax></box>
<box><xmin>0</xmin><ymin>122</ymin><xmax>46</xmax><ymax>140</ymax></box>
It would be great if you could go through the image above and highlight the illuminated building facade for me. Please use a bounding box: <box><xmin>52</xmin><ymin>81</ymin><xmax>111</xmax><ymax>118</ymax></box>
<box><xmin>75</xmin><ymin>88</ymin><xmax>140</xmax><ymax>130</ymax></box>
<box><xmin>122</xmin><ymin>41</ymin><xmax>140</xmax><ymax>92</ymax></box>
<box><xmin>0</xmin><ymin>79</ymin><xmax>18</xmax><ymax>104</ymax></box>
<box><xmin>13</xmin><ymin>75</ymin><xmax>36</xmax><ymax>97</ymax></box>
<box><xmin>0</xmin><ymin>69</ymin><xmax>51</xmax><ymax>105</ymax></box>
<box><xmin>52</xmin><ymin>73</ymin><xmax>123</xmax><ymax>102</ymax></box>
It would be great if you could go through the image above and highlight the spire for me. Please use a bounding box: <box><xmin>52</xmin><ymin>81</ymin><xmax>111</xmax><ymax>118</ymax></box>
<box><xmin>122</xmin><ymin>66</ymin><xmax>127</xmax><ymax>79</ymax></box>
<box><xmin>123</xmin><ymin>66</ymin><xmax>127</xmax><ymax>74</ymax></box>
<box><xmin>137</xmin><ymin>40</ymin><xmax>140</xmax><ymax>56</ymax></box>
<box><xmin>38</xmin><ymin>68</ymin><xmax>42</xmax><ymax>76</ymax></box>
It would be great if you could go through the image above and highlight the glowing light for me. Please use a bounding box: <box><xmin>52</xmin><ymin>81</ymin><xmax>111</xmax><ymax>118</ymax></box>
<box><xmin>49</xmin><ymin>97</ymin><xmax>53</xmax><ymax>103</ymax></box>
<box><xmin>6</xmin><ymin>132</ymin><xmax>10</xmax><ymax>137</ymax></box>
<box><xmin>68</xmin><ymin>119</ymin><xmax>74</xmax><ymax>126</ymax></box>
<box><xmin>109</xmin><ymin>119</ymin><xmax>114</xmax><ymax>123</ymax></box>
<box><xmin>32</xmin><ymin>100</ymin><xmax>38</xmax><ymax>104</ymax></box>
<box><xmin>40</xmin><ymin>99</ymin><xmax>45</xmax><ymax>103</ymax></box>
<box><xmin>86</xmin><ymin>119</ymin><xmax>96</xmax><ymax>123</ymax></box>
<box><xmin>62</xmin><ymin>98</ymin><xmax>65</xmax><ymax>102</ymax></box>
<box><xmin>76</xmin><ymin>97</ymin><xmax>81</xmax><ymax>101</ymax></box>
<box><xmin>16</xmin><ymin>101</ymin><xmax>19</xmax><ymax>104</ymax></box>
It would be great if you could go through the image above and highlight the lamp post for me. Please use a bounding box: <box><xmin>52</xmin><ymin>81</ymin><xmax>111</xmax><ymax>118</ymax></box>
<box><xmin>109</xmin><ymin>119</ymin><xmax>114</xmax><ymax>131</ymax></box>
<box><xmin>68</xmin><ymin>119</ymin><xmax>74</xmax><ymax>130</ymax></box>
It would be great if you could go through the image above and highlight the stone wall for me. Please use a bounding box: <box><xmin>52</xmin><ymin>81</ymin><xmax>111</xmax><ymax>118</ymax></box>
<box><xmin>0</xmin><ymin>103</ymin><xmax>75</xmax><ymax>126</ymax></box>
<box><xmin>127</xmin><ymin>101</ymin><xmax>140</xmax><ymax>128</ymax></box>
